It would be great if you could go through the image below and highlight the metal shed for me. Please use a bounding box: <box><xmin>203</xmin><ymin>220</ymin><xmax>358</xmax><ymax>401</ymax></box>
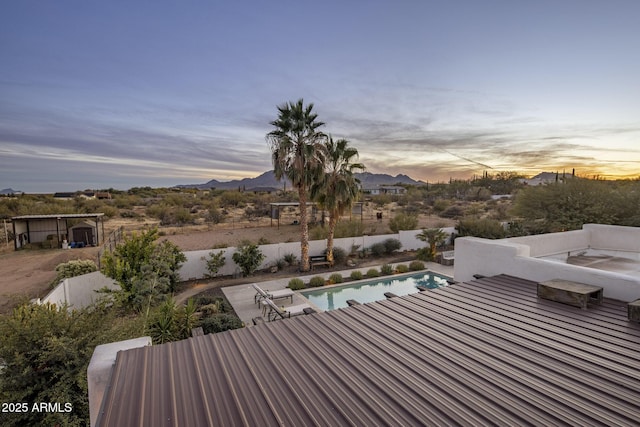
<box><xmin>11</xmin><ymin>213</ymin><xmax>105</xmax><ymax>250</ymax></box>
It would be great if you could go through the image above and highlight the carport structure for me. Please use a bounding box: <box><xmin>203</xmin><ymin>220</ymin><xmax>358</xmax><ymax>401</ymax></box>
<box><xmin>11</xmin><ymin>213</ymin><xmax>105</xmax><ymax>250</ymax></box>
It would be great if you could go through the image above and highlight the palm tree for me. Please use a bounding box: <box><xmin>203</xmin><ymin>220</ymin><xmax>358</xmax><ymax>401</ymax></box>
<box><xmin>312</xmin><ymin>137</ymin><xmax>365</xmax><ymax>265</ymax></box>
<box><xmin>266</xmin><ymin>99</ymin><xmax>327</xmax><ymax>271</ymax></box>
<box><xmin>416</xmin><ymin>228</ymin><xmax>448</xmax><ymax>261</ymax></box>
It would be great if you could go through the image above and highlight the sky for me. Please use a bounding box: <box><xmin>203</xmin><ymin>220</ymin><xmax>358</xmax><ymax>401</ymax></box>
<box><xmin>1</xmin><ymin>0</ymin><xmax>639</xmax><ymax>192</ymax></box>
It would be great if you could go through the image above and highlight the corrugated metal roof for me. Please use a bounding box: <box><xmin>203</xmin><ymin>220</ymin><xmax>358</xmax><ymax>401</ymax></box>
<box><xmin>96</xmin><ymin>275</ymin><xmax>640</xmax><ymax>426</ymax></box>
<box><xmin>12</xmin><ymin>213</ymin><xmax>104</xmax><ymax>220</ymax></box>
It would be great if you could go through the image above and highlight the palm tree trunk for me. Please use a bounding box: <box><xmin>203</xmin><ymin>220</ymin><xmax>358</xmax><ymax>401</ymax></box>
<box><xmin>326</xmin><ymin>213</ymin><xmax>337</xmax><ymax>265</ymax></box>
<box><xmin>299</xmin><ymin>187</ymin><xmax>310</xmax><ymax>271</ymax></box>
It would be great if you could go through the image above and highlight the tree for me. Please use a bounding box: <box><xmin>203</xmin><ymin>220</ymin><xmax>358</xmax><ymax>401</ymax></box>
<box><xmin>311</xmin><ymin>137</ymin><xmax>365</xmax><ymax>265</ymax></box>
<box><xmin>416</xmin><ymin>228</ymin><xmax>448</xmax><ymax>261</ymax></box>
<box><xmin>232</xmin><ymin>242</ymin><xmax>265</xmax><ymax>276</ymax></box>
<box><xmin>267</xmin><ymin>99</ymin><xmax>327</xmax><ymax>271</ymax></box>
<box><xmin>0</xmin><ymin>302</ymin><xmax>143</xmax><ymax>426</ymax></box>
<box><xmin>101</xmin><ymin>228</ymin><xmax>186</xmax><ymax>311</ymax></box>
<box><xmin>202</xmin><ymin>250</ymin><xmax>226</xmax><ymax>278</ymax></box>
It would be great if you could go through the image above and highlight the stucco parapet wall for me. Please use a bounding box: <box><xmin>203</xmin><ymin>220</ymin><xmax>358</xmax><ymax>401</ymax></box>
<box><xmin>583</xmin><ymin>224</ymin><xmax>640</xmax><ymax>252</ymax></box>
<box><xmin>88</xmin><ymin>336</ymin><xmax>151</xmax><ymax>427</ymax></box>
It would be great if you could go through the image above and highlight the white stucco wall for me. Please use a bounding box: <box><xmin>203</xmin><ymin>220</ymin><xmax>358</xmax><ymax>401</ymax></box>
<box><xmin>180</xmin><ymin>228</ymin><xmax>455</xmax><ymax>281</ymax></box>
<box><xmin>41</xmin><ymin>271</ymin><xmax>119</xmax><ymax>308</ymax></box>
<box><xmin>454</xmin><ymin>224</ymin><xmax>640</xmax><ymax>302</ymax></box>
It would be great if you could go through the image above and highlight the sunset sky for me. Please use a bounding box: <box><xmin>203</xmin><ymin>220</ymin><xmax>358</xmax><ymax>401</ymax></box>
<box><xmin>1</xmin><ymin>0</ymin><xmax>639</xmax><ymax>192</ymax></box>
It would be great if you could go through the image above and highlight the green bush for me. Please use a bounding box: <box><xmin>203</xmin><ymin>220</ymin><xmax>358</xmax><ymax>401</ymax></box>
<box><xmin>383</xmin><ymin>238</ymin><xmax>402</xmax><ymax>254</ymax></box>
<box><xmin>350</xmin><ymin>271</ymin><xmax>363</xmax><ymax>280</ymax></box>
<box><xmin>409</xmin><ymin>261</ymin><xmax>425</xmax><ymax>271</ymax></box>
<box><xmin>369</xmin><ymin>242</ymin><xmax>387</xmax><ymax>257</ymax></box>
<box><xmin>331</xmin><ymin>247</ymin><xmax>347</xmax><ymax>264</ymax></box>
<box><xmin>366</xmin><ymin>268</ymin><xmax>380</xmax><ymax>278</ymax></box>
<box><xmin>380</xmin><ymin>264</ymin><xmax>394</xmax><ymax>275</ymax></box>
<box><xmin>232</xmin><ymin>242</ymin><xmax>265</xmax><ymax>276</ymax></box>
<box><xmin>283</xmin><ymin>253</ymin><xmax>298</xmax><ymax>265</ymax></box>
<box><xmin>416</xmin><ymin>247</ymin><xmax>431</xmax><ymax>261</ymax></box>
<box><xmin>396</xmin><ymin>264</ymin><xmax>409</xmax><ymax>273</ymax></box>
<box><xmin>203</xmin><ymin>250</ymin><xmax>225</xmax><ymax>278</ymax></box>
<box><xmin>309</xmin><ymin>276</ymin><xmax>326</xmax><ymax>287</ymax></box>
<box><xmin>288</xmin><ymin>278</ymin><xmax>305</xmax><ymax>290</ymax></box>
<box><xmin>388</xmin><ymin>213</ymin><xmax>418</xmax><ymax>232</ymax></box>
<box><xmin>334</xmin><ymin>220</ymin><xmax>364</xmax><ymax>238</ymax></box>
<box><xmin>200</xmin><ymin>314</ymin><xmax>243</xmax><ymax>334</ymax></box>
<box><xmin>53</xmin><ymin>259</ymin><xmax>97</xmax><ymax>285</ymax></box>
<box><xmin>328</xmin><ymin>273</ymin><xmax>343</xmax><ymax>284</ymax></box>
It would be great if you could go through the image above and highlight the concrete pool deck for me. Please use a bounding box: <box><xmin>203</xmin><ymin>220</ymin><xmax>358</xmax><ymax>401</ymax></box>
<box><xmin>222</xmin><ymin>262</ymin><xmax>454</xmax><ymax>325</ymax></box>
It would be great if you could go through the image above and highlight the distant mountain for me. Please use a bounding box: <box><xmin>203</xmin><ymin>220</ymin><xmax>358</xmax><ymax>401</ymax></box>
<box><xmin>176</xmin><ymin>170</ymin><xmax>425</xmax><ymax>190</ymax></box>
<box><xmin>0</xmin><ymin>188</ymin><xmax>21</xmax><ymax>195</ymax></box>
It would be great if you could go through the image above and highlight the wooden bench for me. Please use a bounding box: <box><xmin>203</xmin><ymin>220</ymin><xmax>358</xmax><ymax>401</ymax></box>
<box><xmin>537</xmin><ymin>279</ymin><xmax>603</xmax><ymax>310</ymax></box>
<box><xmin>310</xmin><ymin>255</ymin><xmax>330</xmax><ymax>270</ymax></box>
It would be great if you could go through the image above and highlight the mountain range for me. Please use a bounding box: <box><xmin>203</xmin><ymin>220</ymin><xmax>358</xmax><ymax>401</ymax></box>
<box><xmin>176</xmin><ymin>170</ymin><xmax>425</xmax><ymax>190</ymax></box>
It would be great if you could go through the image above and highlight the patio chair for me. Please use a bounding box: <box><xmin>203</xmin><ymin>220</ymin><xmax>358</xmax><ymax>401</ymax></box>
<box><xmin>263</xmin><ymin>298</ymin><xmax>311</xmax><ymax>321</ymax></box>
<box><xmin>252</xmin><ymin>283</ymin><xmax>294</xmax><ymax>305</ymax></box>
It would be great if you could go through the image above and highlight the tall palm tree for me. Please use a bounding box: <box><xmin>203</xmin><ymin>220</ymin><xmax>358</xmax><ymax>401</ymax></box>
<box><xmin>266</xmin><ymin>99</ymin><xmax>327</xmax><ymax>271</ymax></box>
<box><xmin>312</xmin><ymin>137</ymin><xmax>365</xmax><ymax>265</ymax></box>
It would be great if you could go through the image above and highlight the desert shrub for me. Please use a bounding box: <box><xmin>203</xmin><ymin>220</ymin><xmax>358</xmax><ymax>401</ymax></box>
<box><xmin>366</xmin><ymin>268</ymin><xmax>380</xmax><ymax>278</ymax></box>
<box><xmin>329</xmin><ymin>247</ymin><xmax>347</xmax><ymax>264</ymax></box>
<box><xmin>395</xmin><ymin>264</ymin><xmax>409</xmax><ymax>273</ymax></box>
<box><xmin>328</xmin><ymin>273</ymin><xmax>343</xmax><ymax>284</ymax></box>
<box><xmin>309</xmin><ymin>225</ymin><xmax>328</xmax><ymax>240</ymax></box>
<box><xmin>440</xmin><ymin>205</ymin><xmax>465</xmax><ymax>219</ymax></box>
<box><xmin>257</xmin><ymin>236</ymin><xmax>270</xmax><ymax>245</ymax></box>
<box><xmin>203</xmin><ymin>250</ymin><xmax>225</xmax><ymax>278</ymax></box>
<box><xmin>456</xmin><ymin>218</ymin><xmax>506</xmax><ymax>239</ymax></box>
<box><xmin>334</xmin><ymin>220</ymin><xmax>364</xmax><ymax>238</ymax></box>
<box><xmin>53</xmin><ymin>259</ymin><xmax>97</xmax><ymax>285</ymax></box>
<box><xmin>432</xmin><ymin>199</ymin><xmax>450</xmax><ymax>213</ymax></box>
<box><xmin>383</xmin><ymin>238</ymin><xmax>402</xmax><ymax>254</ymax></box>
<box><xmin>200</xmin><ymin>314</ymin><xmax>243</xmax><ymax>334</ymax></box>
<box><xmin>380</xmin><ymin>264</ymin><xmax>394</xmax><ymax>275</ymax></box>
<box><xmin>369</xmin><ymin>242</ymin><xmax>387</xmax><ymax>257</ymax></box>
<box><xmin>232</xmin><ymin>242</ymin><xmax>265</xmax><ymax>276</ymax></box>
<box><xmin>219</xmin><ymin>191</ymin><xmax>246</xmax><ymax>208</ymax></box>
<box><xmin>350</xmin><ymin>271</ymin><xmax>363</xmax><ymax>280</ymax></box>
<box><xmin>288</xmin><ymin>278</ymin><xmax>305</xmax><ymax>290</ymax></box>
<box><xmin>274</xmin><ymin>258</ymin><xmax>287</xmax><ymax>270</ymax></box>
<box><xmin>199</xmin><ymin>301</ymin><xmax>224</xmax><ymax>316</ymax></box>
<box><xmin>409</xmin><ymin>261</ymin><xmax>425</xmax><ymax>271</ymax></box>
<box><xmin>204</xmin><ymin>207</ymin><xmax>225</xmax><ymax>224</ymax></box>
<box><xmin>309</xmin><ymin>276</ymin><xmax>326</xmax><ymax>287</ymax></box>
<box><xmin>388</xmin><ymin>213</ymin><xmax>418</xmax><ymax>232</ymax></box>
<box><xmin>194</xmin><ymin>295</ymin><xmax>224</xmax><ymax>308</ymax></box>
<box><xmin>416</xmin><ymin>248</ymin><xmax>431</xmax><ymax>261</ymax></box>
<box><xmin>283</xmin><ymin>253</ymin><xmax>298</xmax><ymax>265</ymax></box>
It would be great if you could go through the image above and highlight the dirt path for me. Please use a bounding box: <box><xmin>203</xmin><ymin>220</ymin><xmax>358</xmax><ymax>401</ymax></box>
<box><xmin>0</xmin><ymin>246</ymin><xmax>99</xmax><ymax>313</ymax></box>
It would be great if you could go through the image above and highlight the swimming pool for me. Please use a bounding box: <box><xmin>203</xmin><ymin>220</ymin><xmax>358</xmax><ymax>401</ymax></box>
<box><xmin>300</xmin><ymin>271</ymin><xmax>451</xmax><ymax>311</ymax></box>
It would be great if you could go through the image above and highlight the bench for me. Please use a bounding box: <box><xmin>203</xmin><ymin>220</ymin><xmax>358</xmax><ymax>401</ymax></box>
<box><xmin>537</xmin><ymin>279</ymin><xmax>603</xmax><ymax>310</ymax></box>
<box><xmin>310</xmin><ymin>255</ymin><xmax>330</xmax><ymax>270</ymax></box>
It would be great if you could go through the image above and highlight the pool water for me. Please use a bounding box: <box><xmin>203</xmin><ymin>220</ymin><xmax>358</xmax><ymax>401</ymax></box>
<box><xmin>301</xmin><ymin>271</ymin><xmax>451</xmax><ymax>311</ymax></box>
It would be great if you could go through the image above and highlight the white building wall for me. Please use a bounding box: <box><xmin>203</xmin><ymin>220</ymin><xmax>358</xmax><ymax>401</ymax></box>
<box><xmin>41</xmin><ymin>271</ymin><xmax>119</xmax><ymax>308</ymax></box>
<box><xmin>454</xmin><ymin>224</ymin><xmax>640</xmax><ymax>302</ymax></box>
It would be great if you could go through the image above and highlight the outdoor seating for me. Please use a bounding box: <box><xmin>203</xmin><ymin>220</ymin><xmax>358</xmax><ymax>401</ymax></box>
<box><xmin>252</xmin><ymin>283</ymin><xmax>294</xmax><ymax>305</ymax></box>
<box><xmin>263</xmin><ymin>298</ymin><xmax>311</xmax><ymax>321</ymax></box>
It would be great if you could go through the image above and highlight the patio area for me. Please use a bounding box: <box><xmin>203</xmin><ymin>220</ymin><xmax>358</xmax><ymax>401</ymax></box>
<box><xmin>222</xmin><ymin>262</ymin><xmax>454</xmax><ymax>325</ymax></box>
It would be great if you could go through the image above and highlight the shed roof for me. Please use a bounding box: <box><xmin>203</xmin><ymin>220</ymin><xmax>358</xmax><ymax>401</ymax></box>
<box><xmin>11</xmin><ymin>213</ymin><xmax>104</xmax><ymax>220</ymax></box>
<box><xmin>97</xmin><ymin>275</ymin><xmax>640</xmax><ymax>426</ymax></box>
